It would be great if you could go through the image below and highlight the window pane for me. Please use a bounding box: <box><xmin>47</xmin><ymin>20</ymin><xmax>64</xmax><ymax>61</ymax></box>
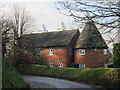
<box><xmin>49</xmin><ymin>48</ymin><xmax>53</xmax><ymax>55</ymax></box>
<box><xmin>104</xmin><ymin>49</ymin><xmax>107</xmax><ymax>55</ymax></box>
<box><xmin>58</xmin><ymin>62</ymin><xmax>63</xmax><ymax>67</ymax></box>
<box><xmin>79</xmin><ymin>49</ymin><xmax>85</xmax><ymax>55</ymax></box>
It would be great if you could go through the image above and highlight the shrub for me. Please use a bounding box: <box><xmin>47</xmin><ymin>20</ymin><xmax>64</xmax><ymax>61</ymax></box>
<box><xmin>2</xmin><ymin>59</ymin><xmax>27</xmax><ymax>88</ymax></box>
<box><xmin>19</xmin><ymin>64</ymin><xmax>120</xmax><ymax>88</ymax></box>
<box><xmin>113</xmin><ymin>43</ymin><xmax>120</xmax><ymax>68</ymax></box>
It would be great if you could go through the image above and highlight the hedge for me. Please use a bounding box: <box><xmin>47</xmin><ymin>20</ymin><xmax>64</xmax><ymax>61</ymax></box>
<box><xmin>2</xmin><ymin>59</ymin><xmax>27</xmax><ymax>88</ymax></box>
<box><xmin>19</xmin><ymin>64</ymin><xmax>120</xmax><ymax>88</ymax></box>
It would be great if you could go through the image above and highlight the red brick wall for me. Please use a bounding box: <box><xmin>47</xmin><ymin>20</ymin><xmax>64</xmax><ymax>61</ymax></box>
<box><xmin>75</xmin><ymin>49</ymin><xmax>108</xmax><ymax>68</ymax></box>
<box><xmin>39</xmin><ymin>47</ymin><xmax>72</xmax><ymax>67</ymax></box>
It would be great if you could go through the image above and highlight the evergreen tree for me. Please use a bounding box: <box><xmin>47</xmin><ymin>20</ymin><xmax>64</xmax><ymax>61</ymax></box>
<box><xmin>113</xmin><ymin>43</ymin><xmax>120</xmax><ymax>68</ymax></box>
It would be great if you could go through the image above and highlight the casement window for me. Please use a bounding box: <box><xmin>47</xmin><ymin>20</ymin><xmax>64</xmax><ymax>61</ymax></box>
<box><xmin>79</xmin><ymin>64</ymin><xmax>85</xmax><ymax>68</ymax></box>
<box><xmin>94</xmin><ymin>49</ymin><xmax>97</xmax><ymax>51</ymax></box>
<box><xmin>103</xmin><ymin>49</ymin><xmax>107</xmax><ymax>55</ymax></box>
<box><xmin>104</xmin><ymin>64</ymin><xmax>108</xmax><ymax>68</ymax></box>
<box><xmin>69</xmin><ymin>48</ymin><xmax>73</xmax><ymax>55</ymax></box>
<box><xmin>49</xmin><ymin>48</ymin><xmax>53</xmax><ymax>56</ymax></box>
<box><xmin>58</xmin><ymin>62</ymin><xmax>63</xmax><ymax>67</ymax></box>
<box><xmin>34</xmin><ymin>48</ymin><xmax>41</xmax><ymax>55</ymax></box>
<box><xmin>79</xmin><ymin>49</ymin><xmax>85</xmax><ymax>55</ymax></box>
<box><xmin>48</xmin><ymin>62</ymin><xmax>53</xmax><ymax>67</ymax></box>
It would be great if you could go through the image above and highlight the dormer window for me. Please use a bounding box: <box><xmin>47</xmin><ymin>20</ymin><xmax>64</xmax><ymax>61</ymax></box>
<box><xmin>49</xmin><ymin>48</ymin><xmax>53</xmax><ymax>56</ymax></box>
<box><xmin>103</xmin><ymin>49</ymin><xmax>107</xmax><ymax>55</ymax></box>
<box><xmin>79</xmin><ymin>49</ymin><xmax>85</xmax><ymax>55</ymax></box>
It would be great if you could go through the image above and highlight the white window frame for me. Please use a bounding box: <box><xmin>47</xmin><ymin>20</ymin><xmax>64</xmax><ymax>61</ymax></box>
<box><xmin>58</xmin><ymin>62</ymin><xmax>63</xmax><ymax>67</ymax></box>
<box><xmin>94</xmin><ymin>49</ymin><xmax>97</xmax><ymax>51</ymax></box>
<box><xmin>79</xmin><ymin>49</ymin><xmax>85</xmax><ymax>55</ymax></box>
<box><xmin>49</xmin><ymin>48</ymin><xmax>53</xmax><ymax>56</ymax></box>
<box><xmin>103</xmin><ymin>49</ymin><xmax>107</xmax><ymax>55</ymax></box>
<box><xmin>79</xmin><ymin>64</ymin><xmax>85</xmax><ymax>68</ymax></box>
<box><xmin>48</xmin><ymin>62</ymin><xmax>53</xmax><ymax>67</ymax></box>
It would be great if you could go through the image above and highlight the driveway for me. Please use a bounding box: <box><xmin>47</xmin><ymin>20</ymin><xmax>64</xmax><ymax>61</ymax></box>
<box><xmin>22</xmin><ymin>75</ymin><xmax>96</xmax><ymax>89</ymax></box>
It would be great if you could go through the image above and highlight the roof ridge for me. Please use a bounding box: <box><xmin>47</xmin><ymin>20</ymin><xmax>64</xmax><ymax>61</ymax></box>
<box><xmin>24</xmin><ymin>29</ymin><xmax>79</xmax><ymax>36</ymax></box>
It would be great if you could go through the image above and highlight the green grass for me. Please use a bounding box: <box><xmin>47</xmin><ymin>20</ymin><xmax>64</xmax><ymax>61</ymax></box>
<box><xmin>19</xmin><ymin>64</ymin><xmax>120</xmax><ymax>88</ymax></box>
<box><xmin>2</xmin><ymin>59</ymin><xmax>27</xmax><ymax>88</ymax></box>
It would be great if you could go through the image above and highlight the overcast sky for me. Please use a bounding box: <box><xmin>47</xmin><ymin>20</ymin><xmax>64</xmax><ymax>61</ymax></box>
<box><xmin>1</xmin><ymin>0</ymin><xmax>76</xmax><ymax>33</ymax></box>
<box><xmin>1</xmin><ymin>0</ymin><xmax>116</xmax><ymax>48</ymax></box>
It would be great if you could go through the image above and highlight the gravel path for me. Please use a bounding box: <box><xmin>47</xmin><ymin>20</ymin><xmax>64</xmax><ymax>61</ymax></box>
<box><xmin>22</xmin><ymin>75</ymin><xmax>96</xmax><ymax>89</ymax></box>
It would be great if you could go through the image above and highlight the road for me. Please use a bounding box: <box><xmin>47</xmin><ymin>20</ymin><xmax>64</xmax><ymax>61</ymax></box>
<box><xmin>22</xmin><ymin>75</ymin><xmax>96</xmax><ymax>89</ymax></box>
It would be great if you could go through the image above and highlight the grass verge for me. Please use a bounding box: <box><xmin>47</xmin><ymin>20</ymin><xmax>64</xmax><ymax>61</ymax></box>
<box><xmin>2</xmin><ymin>59</ymin><xmax>27</xmax><ymax>88</ymax></box>
<box><xmin>19</xmin><ymin>64</ymin><xmax>120</xmax><ymax>88</ymax></box>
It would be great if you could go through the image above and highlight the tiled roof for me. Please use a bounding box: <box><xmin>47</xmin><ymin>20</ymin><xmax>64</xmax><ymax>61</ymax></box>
<box><xmin>76</xmin><ymin>20</ymin><xmax>108</xmax><ymax>49</ymax></box>
<box><xmin>21</xmin><ymin>29</ymin><xmax>79</xmax><ymax>49</ymax></box>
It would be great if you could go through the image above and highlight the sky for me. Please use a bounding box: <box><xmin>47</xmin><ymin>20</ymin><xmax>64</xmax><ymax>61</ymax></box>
<box><xmin>1</xmin><ymin>0</ymin><xmax>76</xmax><ymax>33</ymax></box>
<box><xmin>1</xmin><ymin>0</ymin><xmax>117</xmax><ymax>48</ymax></box>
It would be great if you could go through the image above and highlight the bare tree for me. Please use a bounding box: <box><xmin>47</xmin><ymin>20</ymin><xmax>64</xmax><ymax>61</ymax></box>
<box><xmin>0</xmin><ymin>14</ymin><xmax>13</xmax><ymax>57</ymax></box>
<box><xmin>11</xmin><ymin>6</ymin><xmax>34</xmax><ymax>66</ymax></box>
<box><xmin>55</xmin><ymin>1</ymin><xmax>120</xmax><ymax>45</ymax></box>
<box><xmin>11</xmin><ymin>5</ymin><xmax>34</xmax><ymax>37</ymax></box>
<box><xmin>1</xmin><ymin>5</ymin><xmax>34</xmax><ymax>65</ymax></box>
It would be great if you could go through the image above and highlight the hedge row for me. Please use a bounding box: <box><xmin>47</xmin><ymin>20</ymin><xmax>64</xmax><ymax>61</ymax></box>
<box><xmin>2</xmin><ymin>59</ymin><xmax>27</xmax><ymax>88</ymax></box>
<box><xmin>19</xmin><ymin>64</ymin><xmax>120</xmax><ymax>88</ymax></box>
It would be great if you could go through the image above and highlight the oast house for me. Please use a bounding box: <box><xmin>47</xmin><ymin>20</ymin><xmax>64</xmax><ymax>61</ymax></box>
<box><xmin>21</xmin><ymin>20</ymin><xmax>108</xmax><ymax>68</ymax></box>
<box><xmin>75</xmin><ymin>20</ymin><xmax>108</xmax><ymax>68</ymax></box>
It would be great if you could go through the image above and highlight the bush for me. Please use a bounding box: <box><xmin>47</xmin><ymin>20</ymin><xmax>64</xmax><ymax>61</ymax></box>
<box><xmin>2</xmin><ymin>59</ymin><xmax>27</xmax><ymax>88</ymax></box>
<box><xmin>19</xmin><ymin>64</ymin><xmax>120</xmax><ymax>88</ymax></box>
<box><xmin>113</xmin><ymin>43</ymin><xmax>120</xmax><ymax>68</ymax></box>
